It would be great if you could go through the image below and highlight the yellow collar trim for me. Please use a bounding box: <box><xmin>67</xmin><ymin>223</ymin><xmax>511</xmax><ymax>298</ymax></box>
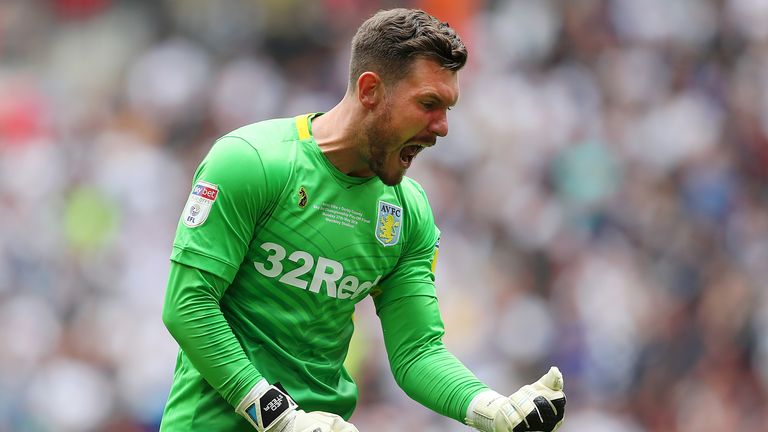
<box><xmin>295</xmin><ymin>113</ymin><xmax>312</xmax><ymax>140</ymax></box>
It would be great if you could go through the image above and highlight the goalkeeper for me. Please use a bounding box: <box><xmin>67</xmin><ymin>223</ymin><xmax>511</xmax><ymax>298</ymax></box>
<box><xmin>160</xmin><ymin>8</ymin><xmax>566</xmax><ymax>432</ymax></box>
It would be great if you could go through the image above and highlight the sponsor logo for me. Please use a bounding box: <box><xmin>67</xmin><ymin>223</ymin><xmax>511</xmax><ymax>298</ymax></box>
<box><xmin>182</xmin><ymin>181</ymin><xmax>218</xmax><ymax>227</ymax></box>
<box><xmin>253</xmin><ymin>242</ymin><xmax>381</xmax><ymax>300</ymax></box>
<box><xmin>257</xmin><ymin>388</ymin><xmax>295</xmax><ymax>429</ymax></box>
<box><xmin>192</xmin><ymin>183</ymin><xmax>218</xmax><ymax>200</ymax></box>
<box><xmin>265</xmin><ymin>395</ymin><xmax>284</xmax><ymax>411</ymax></box>
<box><xmin>375</xmin><ymin>201</ymin><xmax>402</xmax><ymax>246</ymax></box>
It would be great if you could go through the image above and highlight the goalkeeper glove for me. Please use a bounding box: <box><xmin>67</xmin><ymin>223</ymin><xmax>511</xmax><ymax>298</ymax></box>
<box><xmin>236</xmin><ymin>380</ymin><xmax>359</xmax><ymax>432</ymax></box>
<box><xmin>466</xmin><ymin>366</ymin><xmax>566</xmax><ymax>432</ymax></box>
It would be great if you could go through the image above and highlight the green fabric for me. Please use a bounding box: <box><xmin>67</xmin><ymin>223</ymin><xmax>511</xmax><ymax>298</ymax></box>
<box><xmin>376</xmin><ymin>294</ymin><xmax>490</xmax><ymax>423</ymax></box>
<box><xmin>171</xmin><ymin>131</ymin><xmax>285</xmax><ymax>284</ymax></box>
<box><xmin>160</xmin><ymin>262</ymin><xmax>261</xmax><ymax>431</ymax></box>
<box><xmin>162</xmin><ymin>115</ymin><xmax>449</xmax><ymax>430</ymax></box>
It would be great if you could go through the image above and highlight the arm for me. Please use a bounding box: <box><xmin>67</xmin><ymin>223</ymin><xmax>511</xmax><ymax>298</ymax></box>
<box><xmin>163</xmin><ymin>261</ymin><xmax>358</xmax><ymax>432</ymax></box>
<box><xmin>377</xmin><ymin>293</ymin><xmax>489</xmax><ymax>422</ymax></box>
<box><xmin>374</xmin><ymin>182</ymin><xmax>566</xmax><ymax>430</ymax></box>
<box><xmin>377</xmin><ymin>292</ymin><xmax>566</xmax><ymax>431</ymax></box>
<box><xmin>164</xmin><ymin>135</ymin><xmax>272</xmax><ymax>408</ymax></box>
<box><xmin>372</xmin><ymin>183</ymin><xmax>487</xmax><ymax>422</ymax></box>
<box><xmin>162</xmin><ymin>260</ymin><xmax>262</xmax><ymax>406</ymax></box>
<box><xmin>164</xmin><ymin>134</ymin><xmax>358</xmax><ymax>431</ymax></box>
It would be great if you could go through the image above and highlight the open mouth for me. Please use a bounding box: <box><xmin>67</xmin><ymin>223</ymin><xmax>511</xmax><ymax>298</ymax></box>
<box><xmin>399</xmin><ymin>144</ymin><xmax>426</xmax><ymax>167</ymax></box>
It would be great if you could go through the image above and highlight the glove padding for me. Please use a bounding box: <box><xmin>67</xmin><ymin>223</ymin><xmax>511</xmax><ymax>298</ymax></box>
<box><xmin>466</xmin><ymin>366</ymin><xmax>566</xmax><ymax>432</ymax></box>
<box><xmin>236</xmin><ymin>380</ymin><xmax>359</xmax><ymax>432</ymax></box>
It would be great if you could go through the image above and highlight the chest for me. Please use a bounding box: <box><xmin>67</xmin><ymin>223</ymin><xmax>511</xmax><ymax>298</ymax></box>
<box><xmin>247</xmin><ymin>165</ymin><xmax>406</xmax><ymax>302</ymax></box>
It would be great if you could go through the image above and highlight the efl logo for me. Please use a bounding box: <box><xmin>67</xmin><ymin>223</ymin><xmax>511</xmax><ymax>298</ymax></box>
<box><xmin>182</xmin><ymin>181</ymin><xmax>218</xmax><ymax>227</ymax></box>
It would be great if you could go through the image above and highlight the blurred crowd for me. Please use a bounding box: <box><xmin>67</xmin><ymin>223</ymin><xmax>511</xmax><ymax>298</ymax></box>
<box><xmin>1</xmin><ymin>0</ymin><xmax>768</xmax><ymax>431</ymax></box>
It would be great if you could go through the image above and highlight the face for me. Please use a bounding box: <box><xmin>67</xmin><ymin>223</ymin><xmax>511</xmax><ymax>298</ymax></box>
<box><xmin>362</xmin><ymin>58</ymin><xmax>459</xmax><ymax>186</ymax></box>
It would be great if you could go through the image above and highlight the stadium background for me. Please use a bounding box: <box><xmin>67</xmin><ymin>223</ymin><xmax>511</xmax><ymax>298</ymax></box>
<box><xmin>2</xmin><ymin>0</ymin><xmax>768</xmax><ymax>430</ymax></box>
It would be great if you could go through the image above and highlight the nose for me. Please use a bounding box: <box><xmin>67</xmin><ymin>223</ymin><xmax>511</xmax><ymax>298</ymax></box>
<box><xmin>429</xmin><ymin>111</ymin><xmax>449</xmax><ymax>138</ymax></box>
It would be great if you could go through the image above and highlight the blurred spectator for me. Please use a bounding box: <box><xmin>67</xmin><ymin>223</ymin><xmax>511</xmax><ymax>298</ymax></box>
<box><xmin>1</xmin><ymin>0</ymin><xmax>767</xmax><ymax>431</ymax></box>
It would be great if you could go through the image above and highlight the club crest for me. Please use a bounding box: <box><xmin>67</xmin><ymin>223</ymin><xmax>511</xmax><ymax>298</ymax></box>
<box><xmin>182</xmin><ymin>181</ymin><xmax>218</xmax><ymax>227</ymax></box>
<box><xmin>375</xmin><ymin>201</ymin><xmax>402</xmax><ymax>246</ymax></box>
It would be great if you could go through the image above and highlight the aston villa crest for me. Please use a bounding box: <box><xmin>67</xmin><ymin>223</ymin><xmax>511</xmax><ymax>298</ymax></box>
<box><xmin>375</xmin><ymin>201</ymin><xmax>402</xmax><ymax>246</ymax></box>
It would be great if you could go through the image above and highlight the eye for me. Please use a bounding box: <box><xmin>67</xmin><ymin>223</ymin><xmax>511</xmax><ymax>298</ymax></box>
<box><xmin>421</xmin><ymin>101</ymin><xmax>436</xmax><ymax>110</ymax></box>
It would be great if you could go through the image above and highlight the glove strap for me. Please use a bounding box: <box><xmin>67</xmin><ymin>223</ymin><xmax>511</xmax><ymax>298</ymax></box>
<box><xmin>236</xmin><ymin>379</ymin><xmax>298</xmax><ymax>431</ymax></box>
<box><xmin>466</xmin><ymin>390</ymin><xmax>506</xmax><ymax>432</ymax></box>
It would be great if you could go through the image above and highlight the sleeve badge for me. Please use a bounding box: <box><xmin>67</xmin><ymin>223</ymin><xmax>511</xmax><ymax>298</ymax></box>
<box><xmin>182</xmin><ymin>181</ymin><xmax>218</xmax><ymax>227</ymax></box>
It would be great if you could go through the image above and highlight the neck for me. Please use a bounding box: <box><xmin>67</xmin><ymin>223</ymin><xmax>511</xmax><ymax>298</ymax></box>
<box><xmin>312</xmin><ymin>95</ymin><xmax>373</xmax><ymax>177</ymax></box>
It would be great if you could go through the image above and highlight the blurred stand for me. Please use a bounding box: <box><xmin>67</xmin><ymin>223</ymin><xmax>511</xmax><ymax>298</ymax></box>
<box><xmin>1</xmin><ymin>0</ymin><xmax>767</xmax><ymax>431</ymax></box>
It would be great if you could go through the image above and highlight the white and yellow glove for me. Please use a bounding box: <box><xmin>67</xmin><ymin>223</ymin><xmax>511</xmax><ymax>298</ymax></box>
<box><xmin>236</xmin><ymin>380</ymin><xmax>359</xmax><ymax>432</ymax></box>
<box><xmin>466</xmin><ymin>367</ymin><xmax>566</xmax><ymax>432</ymax></box>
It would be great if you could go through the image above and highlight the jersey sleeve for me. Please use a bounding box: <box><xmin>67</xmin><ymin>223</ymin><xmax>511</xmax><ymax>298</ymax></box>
<box><xmin>162</xmin><ymin>261</ymin><xmax>264</xmax><ymax>407</ymax></box>
<box><xmin>372</xmin><ymin>184</ymin><xmax>440</xmax><ymax>308</ymax></box>
<box><xmin>164</xmin><ymin>133</ymin><xmax>290</xmax><ymax>410</ymax></box>
<box><xmin>377</xmin><ymin>294</ymin><xmax>489</xmax><ymax>423</ymax></box>
<box><xmin>171</xmin><ymin>136</ymin><xmax>272</xmax><ymax>282</ymax></box>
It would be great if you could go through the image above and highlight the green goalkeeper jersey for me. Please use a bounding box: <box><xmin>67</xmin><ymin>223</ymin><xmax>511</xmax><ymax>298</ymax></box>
<box><xmin>161</xmin><ymin>114</ymin><xmax>488</xmax><ymax>431</ymax></box>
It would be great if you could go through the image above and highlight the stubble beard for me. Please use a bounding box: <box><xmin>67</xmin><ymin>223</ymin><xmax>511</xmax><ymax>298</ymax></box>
<box><xmin>364</xmin><ymin>105</ymin><xmax>405</xmax><ymax>186</ymax></box>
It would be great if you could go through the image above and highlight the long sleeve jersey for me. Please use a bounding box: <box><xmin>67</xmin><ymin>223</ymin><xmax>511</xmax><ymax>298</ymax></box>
<box><xmin>160</xmin><ymin>114</ymin><xmax>488</xmax><ymax>431</ymax></box>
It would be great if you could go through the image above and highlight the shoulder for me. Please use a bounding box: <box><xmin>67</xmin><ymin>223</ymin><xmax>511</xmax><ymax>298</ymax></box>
<box><xmin>210</xmin><ymin>117</ymin><xmax>299</xmax><ymax>180</ymax></box>
<box><xmin>387</xmin><ymin>176</ymin><xmax>440</xmax><ymax>264</ymax></box>
<box><xmin>393</xmin><ymin>176</ymin><xmax>435</xmax><ymax>234</ymax></box>
<box><xmin>396</xmin><ymin>176</ymin><xmax>431</xmax><ymax>210</ymax></box>
<box><xmin>196</xmin><ymin>118</ymin><xmax>300</xmax><ymax>200</ymax></box>
<box><xmin>224</xmin><ymin>117</ymin><xmax>298</xmax><ymax>149</ymax></box>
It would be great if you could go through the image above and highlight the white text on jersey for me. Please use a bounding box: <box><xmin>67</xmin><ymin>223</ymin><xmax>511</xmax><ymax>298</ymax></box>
<box><xmin>253</xmin><ymin>242</ymin><xmax>381</xmax><ymax>300</ymax></box>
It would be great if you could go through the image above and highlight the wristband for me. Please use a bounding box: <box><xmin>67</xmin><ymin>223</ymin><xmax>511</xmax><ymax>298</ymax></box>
<box><xmin>236</xmin><ymin>379</ymin><xmax>298</xmax><ymax>431</ymax></box>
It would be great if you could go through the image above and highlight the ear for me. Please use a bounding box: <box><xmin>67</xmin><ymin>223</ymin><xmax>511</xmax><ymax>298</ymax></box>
<box><xmin>357</xmin><ymin>71</ymin><xmax>383</xmax><ymax>110</ymax></box>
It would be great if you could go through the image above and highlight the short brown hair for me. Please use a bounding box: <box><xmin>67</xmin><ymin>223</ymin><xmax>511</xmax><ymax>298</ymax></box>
<box><xmin>349</xmin><ymin>8</ymin><xmax>467</xmax><ymax>89</ymax></box>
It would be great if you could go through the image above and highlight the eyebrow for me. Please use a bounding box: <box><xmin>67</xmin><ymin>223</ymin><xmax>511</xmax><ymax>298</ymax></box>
<box><xmin>420</xmin><ymin>91</ymin><xmax>459</xmax><ymax>108</ymax></box>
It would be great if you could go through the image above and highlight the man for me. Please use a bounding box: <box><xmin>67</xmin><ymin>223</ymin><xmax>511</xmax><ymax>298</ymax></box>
<box><xmin>161</xmin><ymin>8</ymin><xmax>566</xmax><ymax>432</ymax></box>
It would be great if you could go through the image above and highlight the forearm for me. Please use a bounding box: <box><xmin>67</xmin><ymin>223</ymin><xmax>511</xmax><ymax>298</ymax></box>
<box><xmin>394</xmin><ymin>339</ymin><xmax>488</xmax><ymax>422</ymax></box>
<box><xmin>162</xmin><ymin>260</ymin><xmax>263</xmax><ymax>407</ymax></box>
<box><xmin>379</xmin><ymin>295</ymin><xmax>489</xmax><ymax>422</ymax></box>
